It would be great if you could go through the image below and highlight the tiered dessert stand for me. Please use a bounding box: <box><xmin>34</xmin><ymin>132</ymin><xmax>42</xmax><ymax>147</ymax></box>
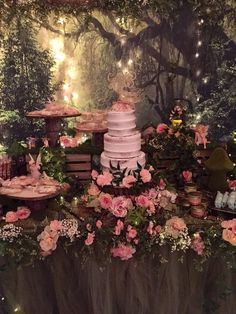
<box><xmin>75</xmin><ymin>123</ymin><xmax>107</xmax><ymax>147</ymax></box>
<box><xmin>0</xmin><ymin>187</ymin><xmax>61</xmax><ymax>211</ymax></box>
<box><xmin>26</xmin><ymin>112</ymin><xmax>81</xmax><ymax>147</ymax></box>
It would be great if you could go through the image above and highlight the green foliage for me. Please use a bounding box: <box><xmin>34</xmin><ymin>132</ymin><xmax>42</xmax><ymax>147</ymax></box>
<box><xmin>0</xmin><ymin>20</ymin><xmax>59</xmax><ymax>146</ymax></box>
<box><xmin>196</xmin><ymin>56</ymin><xmax>236</xmax><ymax>140</ymax></box>
<box><xmin>40</xmin><ymin>147</ymin><xmax>67</xmax><ymax>182</ymax></box>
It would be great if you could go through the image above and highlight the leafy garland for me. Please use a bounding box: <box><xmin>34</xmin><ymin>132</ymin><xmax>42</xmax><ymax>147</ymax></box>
<box><xmin>0</xmin><ymin>202</ymin><xmax>236</xmax><ymax>272</ymax></box>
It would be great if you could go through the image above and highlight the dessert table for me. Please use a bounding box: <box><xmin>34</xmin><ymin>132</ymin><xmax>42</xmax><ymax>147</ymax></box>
<box><xmin>0</xmin><ymin>246</ymin><xmax>235</xmax><ymax>314</ymax></box>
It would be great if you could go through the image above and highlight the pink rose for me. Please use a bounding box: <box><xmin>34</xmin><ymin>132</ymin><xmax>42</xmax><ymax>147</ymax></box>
<box><xmin>40</xmin><ymin>237</ymin><xmax>57</xmax><ymax>252</ymax></box>
<box><xmin>222</xmin><ymin>229</ymin><xmax>236</xmax><ymax>246</ymax></box>
<box><xmin>16</xmin><ymin>207</ymin><xmax>31</xmax><ymax>220</ymax></box>
<box><xmin>114</xmin><ymin>219</ymin><xmax>124</xmax><ymax>235</ymax></box>
<box><xmin>109</xmin><ymin>196</ymin><xmax>131</xmax><ymax>218</ymax></box>
<box><xmin>96</xmin><ymin>220</ymin><xmax>103</xmax><ymax>229</ymax></box>
<box><xmin>165</xmin><ymin>216</ymin><xmax>186</xmax><ymax>237</ymax></box>
<box><xmin>221</xmin><ymin>219</ymin><xmax>236</xmax><ymax>230</ymax></box>
<box><xmin>159</xmin><ymin>178</ymin><xmax>166</xmax><ymax>190</ymax></box>
<box><xmin>126</xmin><ymin>225</ymin><xmax>137</xmax><ymax>241</ymax></box>
<box><xmin>140</xmin><ymin>169</ymin><xmax>152</xmax><ymax>183</ymax></box>
<box><xmin>229</xmin><ymin>180</ymin><xmax>236</xmax><ymax>191</ymax></box>
<box><xmin>111</xmin><ymin>243</ymin><xmax>136</xmax><ymax>261</ymax></box>
<box><xmin>87</xmin><ymin>183</ymin><xmax>100</xmax><ymax>196</ymax></box>
<box><xmin>96</xmin><ymin>172</ymin><xmax>113</xmax><ymax>187</ymax></box>
<box><xmin>182</xmin><ymin>170</ymin><xmax>192</xmax><ymax>183</ymax></box>
<box><xmin>91</xmin><ymin>170</ymin><xmax>99</xmax><ymax>180</ymax></box>
<box><xmin>59</xmin><ymin>136</ymin><xmax>71</xmax><ymax>148</ymax></box>
<box><xmin>156</xmin><ymin>123</ymin><xmax>168</xmax><ymax>134</ymax></box>
<box><xmin>41</xmin><ymin>250</ymin><xmax>52</xmax><ymax>257</ymax></box>
<box><xmin>135</xmin><ymin>195</ymin><xmax>150</xmax><ymax>208</ymax></box>
<box><xmin>122</xmin><ymin>175</ymin><xmax>136</xmax><ymax>188</ymax></box>
<box><xmin>62</xmin><ymin>182</ymin><xmax>70</xmax><ymax>192</ymax></box>
<box><xmin>99</xmin><ymin>193</ymin><xmax>113</xmax><ymax>209</ymax></box>
<box><xmin>86</xmin><ymin>223</ymin><xmax>92</xmax><ymax>231</ymax></box>
<box><xmin>155</xmin><ymin>225</ymin><xmax>162</xmax><ymax>234</ymax></box>
<box><xmin>85</xmin><ymin>232</ymin><xmax>95</xmax><ymax>246</ymax></box>
<box><xmin>147</xmin><ymin>201</ymin><xmax>156</xmax><ymax>215</ymax></box>
<box><xmin>133</xmin><ymin>239</ymin><xmax>139</xmax><ymax>245</ymax></box>
<box><xmin>191</xmin><ymin>234</ymin><xmax>205</xmax><ymax>255</ymax></box>
<box><xmin>49</xmin><ymin>220</ymin><xmax>62</xmax><ymax>232</ymax></box>
<box><xmin>143</xmin><ymin>188</ymin><xmax>158</xmax><ymax>200</ymax></box>
<box><xmin>147</xmin><ymin>221</ymin><xmax>154</xmax><ymax>235</ymax></box>
<box><xmin>5</xmin><ymin>211</ymin><xmax>18</xmax><ymax>223</ymax></box>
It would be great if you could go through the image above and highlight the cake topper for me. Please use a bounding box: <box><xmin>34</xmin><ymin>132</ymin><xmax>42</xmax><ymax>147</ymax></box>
<box><xmin>108</xmin><ymin>69</ymin><xmax>142</xmax><ymax>104</ymax></box>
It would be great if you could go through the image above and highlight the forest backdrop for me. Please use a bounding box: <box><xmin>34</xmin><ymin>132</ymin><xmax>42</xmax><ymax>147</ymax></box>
<box><xmin>0</xmin><ymin>0</ymin><xmax>235</xmax><ymax>144</ymax></box>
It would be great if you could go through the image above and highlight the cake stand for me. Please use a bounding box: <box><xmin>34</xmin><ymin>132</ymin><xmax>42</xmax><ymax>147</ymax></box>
<box><xmin>0</xmin><ymin>188</ymin><xmax>61</xmax><ymax>211</ymax></box>
<box><xmin>75</xmin><ymin>124</ymin><xmax>108</xmax><ymax>147</ymax></box>
<box><xmin>26</xmin><ymin>113</ymin><xmax>81</xmax><ymax>147</ymax></box>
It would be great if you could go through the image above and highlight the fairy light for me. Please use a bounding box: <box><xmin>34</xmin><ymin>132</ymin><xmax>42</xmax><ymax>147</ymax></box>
<box><xmin>202</xmin><ymin>77</ymin><xmax>208</xmax><ymax>84</ymax></box>
<box><xmin>50</xmin><ymin>38</ymin><xmax>63</xmax><ymax>51</ymax></box>
<box><xmin>67</xmin><ymin>68</ymin><xmax>77</xmax><ymax>80</ymax></box>
<box><xmin>14</xmin><ymin>306</ymin><xmax>20</xmax><ymax>312</ymax></box>
<box><xmin>197</xmin><ymin>40</ymin><xmax>202</xmax><ymax>47</ymax></box>
<box><xmin>58</xmin><ymin>17</ymin><xmax>65</xmax><ymax>24</ymax></box>
<box><xmin>54</xmin><ymin>52</ymin><xmax>65</xmax><ymax>62</ymax></box>
<box><xmin>117</xmin><ymin>60</ymin><xmax>122</xmax><ymax>68</ymax></box>
<box><xmin>122</xmin><ymin>67</ymin><xmax>129</xmax><ymax>74</ymax></box>
<box><xmin>196</xmin><ymin>96</ymin><xmax>200</xmax><ymax>102</ymax></box>
<box><xmin>72</xmin><ymin>92</ymin><xmax>79</xmax><ymax>100</ymax></box>
<box><xmin>195</xmin><ymin>52</ymin><xmax>199</xmax><ymax>58</ymax></box>
<box><xmin>196</xmin><ymin>70</ymin><xmax>201</xmax><ymax>77</ymax></box>
<box><xmin>127</xmin><ymin>59</ymin><xmax>133</xmax><ymax>66</ymax></box>
<box><xmin>64</xmin><ymin>95</ymin><xmax>70</xmax><ymax>103</ymax></box>
<box><xmin>120</xmin><ymin>37</ymin><xmax>126</xmax><ymax>46</ymax></box>
<box><xmin>63</xmin><ymin>83</ymin><xmax>70</xmax><ymax>91</ymax></box>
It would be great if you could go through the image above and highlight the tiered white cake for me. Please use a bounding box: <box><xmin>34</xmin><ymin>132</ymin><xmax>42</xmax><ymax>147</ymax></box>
<box><xmin>101</xmin><ymin>101</ymin><xmax>145</xmax><ymax>170</ymax></box>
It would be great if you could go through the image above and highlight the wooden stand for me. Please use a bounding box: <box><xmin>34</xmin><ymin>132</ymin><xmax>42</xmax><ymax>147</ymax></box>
<box><xmin>26</xmin><ymin>113</ymin><xmax>80</xmax><ymax>147</ymax></box>
<box><xmin>0</xmin><ymin>188</ymin><xmax>61</xmax><ymax>211</ymax></box>
<box><xmin>74</xmin><ymin>125</ymin><xmax>107</xmax><ymax>148</ymax></box>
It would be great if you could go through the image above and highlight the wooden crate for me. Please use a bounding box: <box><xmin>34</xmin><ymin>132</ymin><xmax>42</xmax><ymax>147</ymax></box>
<box><xmin>65</xmin><ymin>154</ymin><xmax>91</xmax><ymax>181</ymax></box>
<box><xmin>25</xmin><ymin>153</ymin><xmax>91</xmax><ymax>182</ymax></box>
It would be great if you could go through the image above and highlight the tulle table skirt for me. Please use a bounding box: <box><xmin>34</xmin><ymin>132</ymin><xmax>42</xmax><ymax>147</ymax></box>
<box><xmin>0</xmin><ymin>246</ymin><xmax>235</xmax><ymax>314</ymax></box>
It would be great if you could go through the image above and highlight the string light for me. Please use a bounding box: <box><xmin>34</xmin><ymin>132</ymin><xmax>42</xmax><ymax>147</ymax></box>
<box><xmin>120</xmin><ymin>37</ymin><xmax>126</xmax><ymax>46</ymax></box>
<box><xmin>197</xmin><ymin>40</ymin><xmax>202</xmax><ymax>47</ymax></box>
<box><xmin>64</xmin><ymin>95</ymin><xmax>70</xmax><ymax>103</ymax></box>
<box><xmin>127</xmin><ymin>59</ymin><xmax>133</xmax><ymax>66</ymax></box>
<box><xmin>14</xmin><ymin>306</ymin><xmax>20</xmax><ymax>312</ymax></box>
<box><xmin>202</xmin><ymin>77</ymin><xmax>209</xmax><ymax>84</ymax></box>
<box><xmin>63</xmin><ymin>83</ymin><xmax>70</xmax><ymax>91</ymax></box>
<box><xmin>72</xmin><ymin>92</ymin><xmax>79</xmax><ymax>100</ymax></box>
<box><xmin>196</xmin><ymin>70</ymin><xmax>201</xmax><ymax>77</ymax></box>
<box><xmin>196</xmin><ymin>96</ymin><xmax>200</xmax><ymax>102</ymax></box>
<box><xmin>195</xmin><ymin>52</ymin><xmax>199</xmax><ymax>58</ymax></box>
<box><xmin>117</xmin><ymin>60</ymin><xmax>122</xmax><ymax>68</ymax></box>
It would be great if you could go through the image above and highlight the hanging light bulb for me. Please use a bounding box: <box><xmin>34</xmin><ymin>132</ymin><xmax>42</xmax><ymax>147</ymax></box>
<box><xmin>196</xmin><ymin>70</ymin><xmax>201</xmax><ymax>77</ymax></box>
<box><xmin>195</xmin><ymin>52</ymin><xmax>200</xmax><ymax>58</ymax></box>
<box><xmin>197</xmin><ymin>41</ymin><xmax>202</xmax><ymax>47</ymax></box>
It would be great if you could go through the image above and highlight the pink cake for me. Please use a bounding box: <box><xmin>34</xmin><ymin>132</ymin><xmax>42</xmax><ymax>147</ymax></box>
<box><xmin>101</xmin><ymin>101</ymin><xmax>145</xmax><ymax>170</ymax></box>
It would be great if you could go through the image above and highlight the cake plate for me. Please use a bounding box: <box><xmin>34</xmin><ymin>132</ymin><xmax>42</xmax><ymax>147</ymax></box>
<box><xmin>75</xmin><ymin>124</ymin><xmax>108</xmax><ymax>147</ymax></box>
<box><xmin>0</xmin><ymin>187</ymin><xmax>61</xmax><ymax>211</ymax></box>
<box><xmin>26</xmin><ymin>112</ymin><xmax>81</xmax><ymax>147</ymax></box>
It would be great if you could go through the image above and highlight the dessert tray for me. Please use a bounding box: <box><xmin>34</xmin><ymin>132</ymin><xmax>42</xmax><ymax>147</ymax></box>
<box><xmin>26</xmin><ymin>103</ymin><xmax>80</xmax><ymax>118</ymax></box>
<box><xmin>0</xmin><ymin>175</ymin><xmax>61</xmax><ymax>201</ymax></box>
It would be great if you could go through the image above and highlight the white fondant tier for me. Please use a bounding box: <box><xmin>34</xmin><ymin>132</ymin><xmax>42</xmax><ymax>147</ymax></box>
<box><xmin>101</xmin><ymin>152</ymin><xmax>146</xmax><ymax>170</ymax></box>
<box><xmin>108</xmin><ymin>128</ymin><xmax>137</xmax><ymax>137</ymax></box>
<box><xmin>107</xmin><ymin>111</ymin><xmax>136</xmax><ymax>131</ymax></box>
<box><xmin>104</xmin><ymin>133</ymin><xmax>141</xmax><ymax>158</ymax></box>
